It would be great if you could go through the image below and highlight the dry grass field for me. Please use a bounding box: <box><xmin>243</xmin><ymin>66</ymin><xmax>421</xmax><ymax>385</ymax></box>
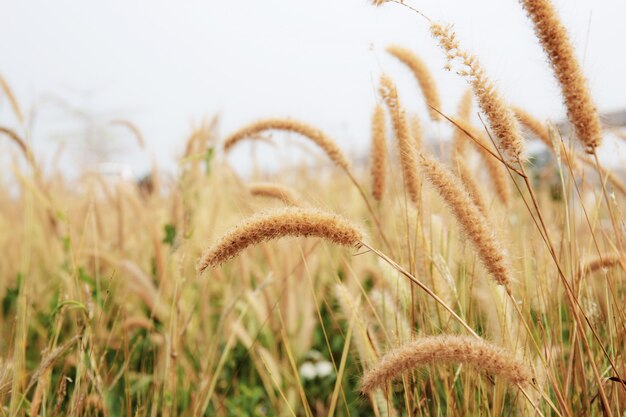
<box><xmin>0</xmin><ymin>0</ymin><xmax>625</xmax><ymax>416</ymax></box>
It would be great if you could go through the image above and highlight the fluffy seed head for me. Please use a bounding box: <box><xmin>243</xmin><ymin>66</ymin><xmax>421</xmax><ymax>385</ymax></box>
<box><xmin>197</xmin><ymin>207</ymin><xmax>364</xmax><ymax>272</ymax></box>
<box><xmin>379</xmin><ymin>74</ymin><xmax>421</xmax><ymax>206</ymax></box>
<box><xmin>431</xmin><ymin>23</ymin><xmax>524</xmax><ymax>162</ymax></box>
<box><xmin>513</xmin><ymin>107</ymin><xmax>552</xmax><ymax>148</ymax></box>
<box><xmin>454</xmin><ymin>158</ymin><xmax>489</xmax><ymax>216</ymax></box>
<box><xmin>520</xmin><ymin>0</ymin><xmax>602</xmax><ymax>153</ymax></box>
<box><xmin>370</xmin><ymin>104</ymin><xmax>388</xmax><ymax>202</ymax></box>
<box><xmin>386</xmin><ymin>45</ymin><xmax>442</xmax><ymax>121</ymax></box>
<box><xmin>360</xmin><ymin>335</ymin><xmax>532</xmax><ymax>393</ymax></box>
<box><xmin>223</xmin><ymin>118</ymin><xmax>351</xmax><ymax>171</ymax></box>
<box><xmin>419</xmin><ymin>152</ymin><xmax>513</xmax><ymax>286</ymax></box>
<box><xmin>579</xmin><ymin>254</ymin><xmax>624</xmax><ymax>278</ymax></box>
<box><xmin>248</xmin><ymin>182</ymin><xmax>303</xmax><ymax>206</ymax></box>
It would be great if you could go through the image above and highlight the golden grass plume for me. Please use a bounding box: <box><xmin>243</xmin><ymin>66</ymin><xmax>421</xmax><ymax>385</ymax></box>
<box><xmin>431</xmin><ymin>23</ymin><xmax>524</xmax><ymax>162</ymax></box>
<box><xmin>248</xmin><ymin>182</ymin><xmax>303</xmax><ymax>206</ymax></box>
<box><xmin>454</xmin><ymin>158</ymin><xmax>489</xmax><ymax>216</ymax></box>
<box><xmin>360</xmin><ymin>335</ymin><xmax>532</xmax><ymax>393</ymax></box>
<box><xmin>520</xmin><ymin>0</ymin><xmax>602</xmax><ymax>153</ymax></box>
<box><xmin>197</xmin><ymin>207</ymin><xmax>364</xmax><ymax>272</ymax></box>
<box><xmin>419</xmin><ymin>152</ymin><xmax>513</xmax><ymax>287</ymax></box>
<box><xmin>379</xmin><ymin>74</ymin><xmax>421</xmax><ymax>206</ymax></box>
<box><xmin>370</xmin><ymin>104</ymin><xmax>388</xmax><ymax>201</ymax></box>
<box><xmin>223</xmin><ymin>118</ymin><xmax>350</xmax><ymax>171</ymax></box>
<box><xmin>578</xmin><ymin>254</ymin><xmax>625</xmax><ymax>278</ymax></box>
<box><xmin>386</xmin><ymin>45</ymin><xmax>442</xmax><ymax>121</ymax></box>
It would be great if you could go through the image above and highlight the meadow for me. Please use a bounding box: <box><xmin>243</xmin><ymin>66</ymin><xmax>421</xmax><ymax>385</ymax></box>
<box><xmin>0</xmin><ymin>0</ymin><xmax>625</xmax><ymax>416</ymax></box>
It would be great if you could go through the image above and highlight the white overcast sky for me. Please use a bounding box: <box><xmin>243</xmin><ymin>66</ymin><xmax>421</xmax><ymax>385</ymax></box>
<box><xmin>1</xmin><ymin>0</ymin><xmax>625</xmax><ymax>176</ymax></box>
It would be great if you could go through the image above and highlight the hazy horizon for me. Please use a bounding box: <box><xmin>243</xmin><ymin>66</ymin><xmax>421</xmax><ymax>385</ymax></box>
<box><xmin>2</xmin><ymin>0</ymin><xmax>625</xmax><ymax>177</ymax></box>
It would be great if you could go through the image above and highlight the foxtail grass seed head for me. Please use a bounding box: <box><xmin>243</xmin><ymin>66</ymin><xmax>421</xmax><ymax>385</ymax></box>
<box><xmin>223</xmin><ymin>118</ymin><xmax>351</xmax><ymax>171</ymax></box>
<box><xmin>419</xmin><ymin>152</ymin><xmax>513</xmax><ymax>287</ymax></box>
<box><xmin>197</xmin><ymin>207</ymin><xmax>364</xmax><ymax>272</ymax></box>
<box><xmin>371</xmin><ymin>104</ymin><xmax>388</xmax><ymax>201</ymax></box>
<box><xmin>360</xmin><ymin>335</ymin><xmax>532</xmax><ymax>393</ymax></box>
<box><xmin>386</xmin><ymin>45</ymin><xmax>442</xmax><ymax>121</ymax></box>
<box><xmin>513</xmin><ymin>107</ymin><xmax>551</xmax><ymax>148</ymax></box>
<box><xmin>248</xmin><ymin>182</ymin><xmax>303</xmax><ymax>207</ymax></box>
<box><xmin>579</xmin><ymin>254</ymin><xmax>624</xmax><ymax>278</ymax></box>
<box><xmin>431</xmin><ymin>23</ymin><xmax>524</xmax><ymax>162</ymax></box>
<box><xmin>379</xmin><ymin>74</ymin><xmax>421</xmax><ymax>206</ymax></box>
<box><xmin>454</xmin><ymin>158</ymin><xmax>489</xmax><ymax>216</ymax></box>
<box><xmin>409</xmin><ymin>115</ymin><xmax>423</xmax><ymax>150</ymax></box>
<box><xmin>520</xmin><ymin>0</ymin><xmax>602</xmax><ymax>153</ymax></box>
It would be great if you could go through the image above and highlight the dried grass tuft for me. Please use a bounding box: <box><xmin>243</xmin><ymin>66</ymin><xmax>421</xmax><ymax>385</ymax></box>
<box><xmin>520</xmin><ymin>0</ymin><xmax>602</xmax><ymax>153</ymax></box>
<box><xmin>197</xmin><ymin>208</ymin><xmax>364</xmax><ymax>272</ymax></box>
<box><xmin>223</xmin><ymin>118</ymin><xmax>350</xmax><ymax>171</ymax></box>
<box><xmin>361</xmin><ymin>335</ymin><xmax>532</xmax><ymax>393</ymax></box>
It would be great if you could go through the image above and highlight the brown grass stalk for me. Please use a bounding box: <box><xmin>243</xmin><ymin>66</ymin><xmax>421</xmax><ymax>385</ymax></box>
<box><xmin>449</xmin><ymin>118</ymin><xmax>512</xmax><ymax>205</ymax></box>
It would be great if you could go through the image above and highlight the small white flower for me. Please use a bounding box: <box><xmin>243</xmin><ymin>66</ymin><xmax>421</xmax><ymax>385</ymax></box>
<box><xmin>299</xmin><ymin>362</ymin><xmax>317</xmax><ymax>380</ymax></box>
<box><xmin>315</xmin><ymin>361</ymin><xmax>334</xmax><ymax>378</ymax></box>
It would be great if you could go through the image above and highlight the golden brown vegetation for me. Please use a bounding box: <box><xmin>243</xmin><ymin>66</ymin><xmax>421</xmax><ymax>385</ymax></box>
<box><xmin>0</xmin><ymin>1</ymin><xmax>624</xmax><ymax>416</ymax></box>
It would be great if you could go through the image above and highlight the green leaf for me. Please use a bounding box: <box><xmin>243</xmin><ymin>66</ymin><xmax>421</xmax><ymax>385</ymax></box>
<box><xmin>163</xmin><ymin>224</ymin><xmax>176</xmax><ymax>246</ymax></box>
<box><xmin>204</xmin><ymin>147</ymin><xmax>214</xmax><ymax>176</ymax></box>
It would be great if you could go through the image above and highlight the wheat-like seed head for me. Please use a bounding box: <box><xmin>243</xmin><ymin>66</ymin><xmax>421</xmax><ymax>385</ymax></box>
<box><xmin>520</xmin><ymin>0</ymin><xmax>602</xmax><ymax>153</ymax></box>
<box><xmin>419</xmin><ymin>152</ymin><xmax>513</xmax><ymax>287</ymax></box>
<box><xmin>409</xmin><ymin>114</ymin><xmax>423</xmax><ymax>150</ymax></box>
<box><xmin>197</xmin><ymin>207</ymin><xmax>364</xmax><ymax>272</ymax></box>
<box><xmin>248</xmin><ymin>182</ymin><xmax>303</xmax><ymax>206</ymax></box>
<box><xmin>223</xmin><ymin>118</ymin><xmax>350</xmax><ymax>171</ymax></box>
<box><xmin>379</xmin><ymin>74</ymin><xmax>421</xmax><ymax>206</ymax></box>
<box><xmin>513</xmin><ymin>108</ymin><xmax>588</xmax><ymax>173</ymax></box>
<box><xmin>386</xmin><ymin>45</ymin><xmax>442</xmax><ymax>121</ymax></box>
<box><xmin>431</xmin><ymin>23</ymin><xmax>525</xmax><ymax>162</ymax></box>
<box><xmin>454</xmin><ymin>157</ymin><xmax>489</xmax><ymax>216</ymax></box>
<box><xmin>579</xmin><ymin>254</ymin><xmax>624</xmax><ymax>278</ymax></box>
<box><xmin>513</xmin><ymin>107</ymin><xmax>551</xmax><ymax>148</ymax></box>
<box><xmin>370</xmin><ymin>104</ymin><xmax>388</xmax><ymax>202</ymax></box>
<box><xmin>360</xmin><ymin>335</ymin><xmax>532</xmax><ymax>393</ymax></box>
